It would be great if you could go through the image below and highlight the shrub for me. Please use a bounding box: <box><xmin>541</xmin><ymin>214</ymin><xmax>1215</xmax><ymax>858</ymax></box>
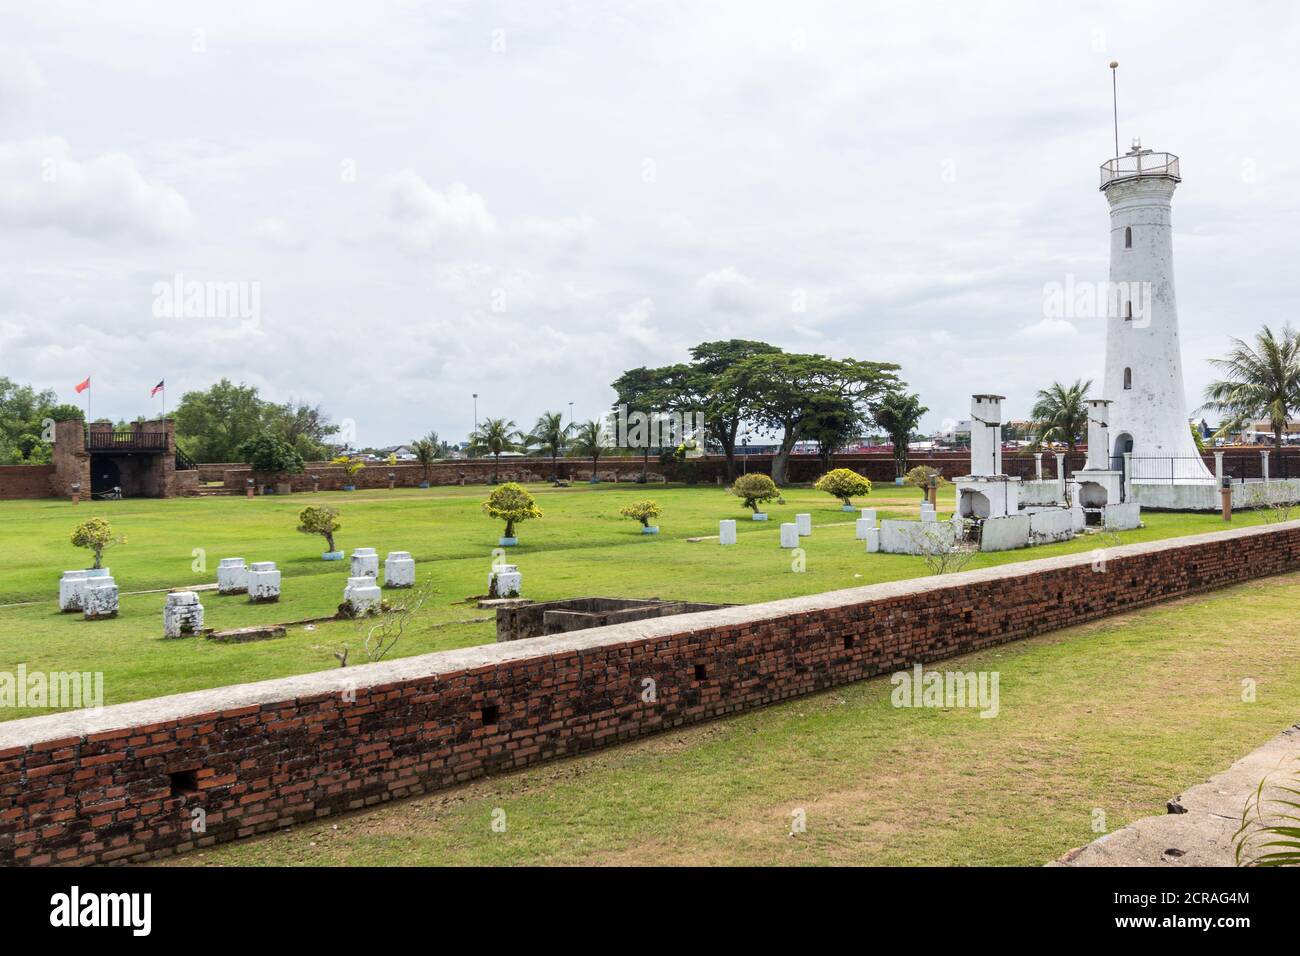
<box><xmin>331</xmin><ymin>454</ymin><xmax>366</xmax><ymax>479</ymax></box>
<box><xmin>297</xmin><ymin>505</ymin><xmax>341</xmax><ymax>552</ymax></box>
<box><xmin>814</xmin><ymin>468</ymin><xmax>872</xmax><ymax>506</ymax></box>
<box><xmin>904</xmin><ymin>465</ymin><xmax>945</xmax><ymax>494</ymax></box>
<box><xmin>731</xmin><ymin>473</ymin><xmax>779</xmax><ymax>513</ymax></box>
<box><xmin>483</xmin><ymin>482</ymin><xmax>542</xmax><ymax>538</ymax></box>
<box><xmin>620</xmin><ymin>499</ymin><xmax>662</xmax><ymax>528</ymax></box>
<box><xmin>71</xmin><ymin>517</ymin><xmax>122</xmax><ymax>569</ymax></box>
<box><xmin>238</xmin><ymin>433</ymin><xmax>304</xmax><ymax>474</ymax></box>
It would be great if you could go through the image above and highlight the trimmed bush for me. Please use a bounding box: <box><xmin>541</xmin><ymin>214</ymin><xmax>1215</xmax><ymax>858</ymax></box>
<box><xmin>814</xmin><ymin>468</ymin><xmax>873</xmax><ymax>506</ymax></box>
<box><xmin>620</xmin><ymin>499</ymin><xmax>662</xmax><ymax>528</ymax></box>
<box><xmin>731</xmin><ymin>473</ymin><xmax>780</xmax><ymax>513</ymax></box>
<box><xmin>483</xmin><ymin>482</ymin><xmax>542</xmax><ymax>539</ymax></box>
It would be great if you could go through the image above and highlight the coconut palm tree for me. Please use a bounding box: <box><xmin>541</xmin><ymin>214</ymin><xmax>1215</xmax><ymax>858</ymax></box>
<box><xmin>1031</xmin><ymin>379</ymin><xmax>1093</xmax><ymax>453</ymax></box>
<box><xmin>873</xmin><ymin>391</ymin><xmax>928</xmax><ymax>479</ymax></box>
<box><xmin>1203</xmin><ymin>325</ymin><xmax>1300</xmax><ymax>449</ymax></box>
<box><xmin>468</xmin><ymin>417</ymin><xmax>520</xmax><ymax>483</ymax></box>
<box><xmin>570</xmin><ymin>418</ymin><xmax>610</xmax><ymax>479</ymax></box>
<box><xmin>526</xmin><ymin>411</ymin><xmax>571</xmax><ymax>479</ymax></box>
<box><xmin>411</xmin><ymin>438</ymin><xmax>435</xmax><ymax>484</ymax></box>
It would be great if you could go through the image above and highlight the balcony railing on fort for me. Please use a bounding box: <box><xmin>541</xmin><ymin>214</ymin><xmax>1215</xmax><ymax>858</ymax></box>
<box><xmin>1119</xmin><ymin>456</ymin><xmax>1211</xmax><ymax>483</ymax></box>
<box><xmin>85</xmin><ymin>431</ymin><xmax>168</xmax><ymax>452</ymax></box>
<box><xmin>1099</xmin><ymin>151</ymin><xmax>1180</xmax><ymax>188</ymax></box>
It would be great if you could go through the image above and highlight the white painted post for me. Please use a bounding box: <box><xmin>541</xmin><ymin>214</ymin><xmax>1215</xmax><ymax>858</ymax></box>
<box><xmin>217</xmin><ymin>557</ymin><xmax>248</xmax><ymax>595</ymax></box>
<box><xmin>1261</xmin><ymin>450</ymin><xmax>1270</xmax><ymax>482</ymax></box>
<box><xmin>59</xmin><ymin>570</ymin><xmax>88</xmax><ymax>613</ymax></box>
<box><xmin>83</xmin><ymin>575</ymin><xmax>119</xmax><ymax>620</ymax></box>
<box><xmin>718</xmin><ymin>519</ymin><xmax>737</xmax><ymax>545</ymax></box>
<box><xmin>488</xmin><ymin>564</ymin><xmax>522</xmax><ymax>598</ymax></box>
<box><xmin>859</xmin><ymin>507</ymin><xmax>877</xmax><ymax>527</ymax></box>
<box><xmin>865</xmin><ymin>528</ymin><xmax>880</xmax><ymax>553</ymax></box>
<box><xmin>1213</xmin><ymin>450</ymin><xmax>1224</xmax><ymax>485</ymax></box>
<box><xmin>163</xmin><ymin>591</ymin><xmax>204</xmax><ymax>638</ymax></box>
<box><xmin>855</xmin><ymin>518</ymin><xmax>871</xmax><ymax>540</ymax></box>
<box><xmin>350</xmin><ymin>547</ymin><xmax>379</xmax><ymax>578</ymax></box>
<box><xmin>383</xmin><ymin>551</ymin><xmax>415</xmax><ymax>588</ymax></box>
<box><xmin>1122</xmin><ymin>451</ymin><xmax>1133</xmax><ymax>503</ymax></box>
<box><xmin>247</xmin><ymin>561</ymin><xmax>281</xmax><ymax>603</ymax></box>
<box><xmin>1034</xmin><ymin>452</ymin><xmax>1043</xmax><ymax>480</ymax></box>
<box><xmin>343</xmin><ymin>576</ymin><xmax>382</xmax><ymax>615</ymax></box>
<box><xmin>795</xmin><ymin>513</ymin><xmax>812</xmax><ymax>536</ymax></box>
<box><xmin>780</xmin><ymin>523</ymin><xmax>799</xmax><ymax>548</ymax></box>
<box><xmin>1055</xmin><ymin>452</ymin><xmax>1066</xmax><ymax>499</ymax></box>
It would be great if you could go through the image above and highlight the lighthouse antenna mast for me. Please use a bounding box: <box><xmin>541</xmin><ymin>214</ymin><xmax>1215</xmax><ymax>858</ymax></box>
<box><xmin>1109</xmin><ymin>61</ymin><xmax>1120</xmax><ymax>159</ymax></box>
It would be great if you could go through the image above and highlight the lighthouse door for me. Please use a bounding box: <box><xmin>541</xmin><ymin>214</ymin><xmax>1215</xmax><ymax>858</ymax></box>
<box><xmin>1112</xmin><ymin>433</ymin><xmax>1134</xmax><ymax>498</ymax></box>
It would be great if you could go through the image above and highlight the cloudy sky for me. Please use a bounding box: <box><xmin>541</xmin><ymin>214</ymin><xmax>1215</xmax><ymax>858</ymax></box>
<box><xmin>2</xmin><ymin>0</ymin><xmax>1298</xmax><ymax>446</ymax></box>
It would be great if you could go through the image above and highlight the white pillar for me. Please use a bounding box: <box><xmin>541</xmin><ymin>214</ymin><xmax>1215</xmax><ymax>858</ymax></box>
<box><xmin>860</xmin><ymin>507</ymin><xmax>877</xmax><ymax>527</ymax></box>
<box><xmin>247</xmin><ymin>562</ymin><xmax>281</xmax><ymax>603</ymax></box>
<box><xmin>1034</xmin><ymin>452</ymin><xmax>1043</xmax><ymax>480</ymax></box>
<box><xmin>344</xmin><ymin>576</ymin><xmax>382</xmax><ymax>615</ymax></box>
<box><xmin>1055</xmin><ymin>452</ymin><xmax>1066</xmax><ymax>498</ymax></box>
<box><xmin>970</xmin><ymin>395</ymin><xmax>1005</xmax><ymax>477</ymax></box>
<box><xmin>865</xmin><ymin>528</ymin><xmax>880</xmax><ymax>553</ymax></box>
<box><xmin>718</xmin><ymin>519</ymin><xmax>737</xmax><ymax>545</ymax></box>
<box><xmin>217</xmin><ymin>557</ymin><xmax>248</xmax><ymax>595</ymax></box>
<box><xmin>1123</xmin><ymin>451</ymin><xmax>1133</xmax><ymax>502</ymax></box>
<box><xmin>383</xmin><ymin>551</ymin><xmax>415</xmax><ymax>588</ymax></box>
<box><xmin>163</xmin><ymin>591</ymin><xmax>204</xmax><ymax>638</ymax></box>
<box><xmin>1085</xmin><ymin>400</ymin><xmax>1112</xmax><ymax>471</ymax></box>
<box><xmin>488</xmin><ymin>564</ymin><xmax>522</xmax><ymax>598</ymax></box>
<box><xmin>350</xmin><ymin>547</ymin><xmax>378</xmax><ymax>578</ymax></box>
<box><xmin>1261</xmin><ymin>450</ymin><xmax>1270</xmax><ymax>482</ymax></box>
<box><xmin>1214</xmin><ymin>451</ymin><xmax>1224</xmax><ymax>485</ymax></box>
<box><xmin>59</xmin><ymin>570</ymin><xmax>88</xmax><ymax>613</ymax></box>
<box><xmin>780</xmin><ymin>523</ymin><xmax>799</xmax><ymax>548</ymax></box>
<box><xmin>795</xmin><ymin>513</ymin><xmax>812</xmax><ymax>536</ymax></box>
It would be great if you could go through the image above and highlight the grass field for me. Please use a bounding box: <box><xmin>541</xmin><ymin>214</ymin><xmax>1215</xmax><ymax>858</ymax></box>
<box><xmin>164</xmin><ymin>571</ymin><xmax>1300</xmax><ymax>867</ymax></box>
<box><xmin>0</xmin><ymin>481</ymin><xmax>1276</xmax><ymax>721</ymax></box>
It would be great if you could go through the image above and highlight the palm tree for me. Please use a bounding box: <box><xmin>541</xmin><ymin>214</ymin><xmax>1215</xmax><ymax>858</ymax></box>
<box><xmin>570</xmin><ymin>418</ymin><xmax>610</xmax><ymax>480</ymax></box>
<box><xmin>873</xmin><ymin>391</ymin><xmax>928</xmax><ymax>479</ymax></box>
<box><xmin>1203</xmin><ymin>325</ymin><xmax>1300</xmax><ymax>449</ymax></box>
<box><xmin>527</xmin><ymin>411</ymin><xmax>571</xmax><ymax>480</ymax></box>
<box><xmin>468</xmin><ymin>417</ymin><xmax>520</xmax><ymax>483</ymax></box>
<box><xmin>411</xmin><ymin>438</ymin><xmax>435</xmax><ymax>484</ymax></box>
<box><xmin>1031</xmin><ymin>379</ymin><xmax>1093</xmax><ymax>453</ymax></box>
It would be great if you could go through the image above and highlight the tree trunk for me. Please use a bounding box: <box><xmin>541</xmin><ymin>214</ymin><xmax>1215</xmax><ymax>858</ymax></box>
<box><xmin>325</xmin><ymin>532</ymin><xmax>335</xmax><ymax>552</ymax></box>
<box><xmin>505</xmin><ymin>518</ymin><xmax>515</xmax><ymax>537</ymax></box>
<box><xmin>771</xmin><ymin>428</ymin><xmax>799</xmax><ymax>486</ymax></box>
<box><xmin>493</xmin><ymin>453</ymin><xmax>500</xmax><ymax>483</ymax></box>
<box><xmin>642</xmin><ymin>447</ymin><xmax>649</xmax><ymax>481</ymax></box>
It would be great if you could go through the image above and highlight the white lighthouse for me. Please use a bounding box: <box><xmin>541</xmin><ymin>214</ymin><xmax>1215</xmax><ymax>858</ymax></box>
<box><xmin>1099</xmin><ymin>142</ymin><xmax>1212</xmax><ymax>483</ymax></box>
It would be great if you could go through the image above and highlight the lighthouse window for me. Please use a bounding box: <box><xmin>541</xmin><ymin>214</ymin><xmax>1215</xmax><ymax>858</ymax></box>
<box><xmin>1124</xmin><ymin>226</ymin><xmax>1132</xmax><ymax>248</ymax></box>
<box><xmin>1123</xmin><ymin>367</ymin><xmax>1132</xmax><ymax>390</ymax></box>
<box><xmin>1125</xmin><ymin>301</ymin><xmax>1133</xmax><ymax>321</ymax></box>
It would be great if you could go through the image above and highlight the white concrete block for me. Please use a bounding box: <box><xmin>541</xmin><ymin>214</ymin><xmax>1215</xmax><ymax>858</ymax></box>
<box><xmin>384</xmin><ymin>551</ymin><xmax>415</xmax><ymax>588</ymax></box>
<box><xmin>248</xmin><ymin>561</ymin><xmax>281</xmax><ymax>603</ymax></box>
<box><xmin>855</xmin><ymin>518</ymin><xmax>872</xmax><ymax>540</ymax></box>
<box><xmin>217</xmin><ymin>557</ymin><xmax>248</xmax><ymax>595</ymax></box>
<box><xmin>489</xmin><ymin>564</ymin><xmax>522</xmax><ymax>598</ymax></box>
<box><xmin>718</xmin><ymin>519</ymin><xmax>737</xmax><ymax>545</ymax></box>
<box><xmin>780</xmin><ymin>523</ymin><xmax>799</xmax><ymax>548</ymax></box>
<box><xmin>163</xmin><ymin>590</ymin><xmax>205</xmax><ymax>638</ymax></box>
<box><xmin>979</xmin><ymin>514</ymin><xmax>1031</xmax><ymax>552</ymax></box>
<box><xmin>1102</xmin><ymin>501</ymin><xmax>1142</xmax><ymax>531</ymax></box>
<box><xmin>865</xmin><ymin>528</ymin><xmax>880</xmax><ymax>553</ymax></box>
<box><xmin>344</xmin><ymin>576</ymin><xmax>383</xmax><ymax>616</ymax></box>
<box><xmin>859</xmin><ymin>508</ymin><xmax>877</xmax><ymax>527</ymax></box>
<box><xmin>83</xmin><ymin>577</ymin><xmax>119</xmax><ymax>620</ymax></box>
<box><xmin>795</xmin><ymin>513</ymin><xmax>812</xmax><ymax>536</ymax></box>
<box><xmin>350</xmin><ymin>547</ymin><xmax>379</xmax><ymax>578</ymax></box>
<box><xmin>59</xmin><ymin>570</ymin><xmax>88</xmax><ymax>613</ymax></box>
<box><xmin>1027</xmin><ymin>508</ymin><xmax>1075</xmax><ymax>544</ymax></box>
<box><xmin>920</xmin><ymin>505</ymin><xmax>938</xmax><ymax>523</ymax></box>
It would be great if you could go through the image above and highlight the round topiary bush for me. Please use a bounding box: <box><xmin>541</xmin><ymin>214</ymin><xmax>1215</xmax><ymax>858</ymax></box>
<box><xmin>814</xmin><ymin>468</ymin><xmax>873</xmax><ymax>507</ymax></box>
<box><xmin>483</xmin><ymin>482</ymin><xmax>542</xmax><ymax>542</ymax></box>
<box><xmin>731</xmin><ymin>473</ymin><xmax>779</xmax><ymax>514</ymax></box>
<box><xmin>904</xmin><ymin>465</ymin><xmax>945</xmax><ymax>494</ymax></box>
<box><xmin>619</xmin><ymin>499</ymin><xmax>662</xmax><ymax>529</ymax></box>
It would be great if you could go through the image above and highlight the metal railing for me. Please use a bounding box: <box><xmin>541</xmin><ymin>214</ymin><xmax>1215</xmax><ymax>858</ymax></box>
<box><xmin>1100</xmin><ymin>151</ymin><xmax>1180</xmax><ymax>188</ymax></box>
<box><xmin>1116</xmin><ymin>455</ymin><xmax>1213</xmax><ymax>484</ymax></box>
<box><xmin>85</xmin><ymin>431</ymin><xmax>168</xmax><ymax>452</ymax></box>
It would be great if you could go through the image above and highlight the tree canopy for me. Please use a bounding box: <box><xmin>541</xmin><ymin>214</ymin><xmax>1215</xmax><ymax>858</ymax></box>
<box><xmin>173</xmin><ymin>379</ymin><xmax>338</xmax><ymax>462</ymax></box>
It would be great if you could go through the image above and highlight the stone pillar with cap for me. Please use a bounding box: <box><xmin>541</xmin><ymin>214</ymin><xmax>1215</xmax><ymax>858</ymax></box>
<box><xmin>383</xmin><ymin>551</ymin><xmax>415</xmax><ymax>588</ymax></box>
<box><xmin>247</xmin><ymin>561</ymin><xmax>281</xmax><ymax>603</ymax></box>
<box><xmin>164</xmin><ymin>591</ymin><xmax>204</xmax><ymax>638</ymax></box>
<box><xmin>217</xmin><ymin>557</ymin><xmax>248</xmax><ymax>595</ymax></box>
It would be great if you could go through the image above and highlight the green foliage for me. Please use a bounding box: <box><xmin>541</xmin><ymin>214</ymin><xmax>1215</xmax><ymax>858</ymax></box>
<box><xmin>1203</xmin><ymin>324</ymin><xmax>1300</xmax><ymax>448</ymax></box>
<box><xmin>1031</xmin><ymin>379</ymin><xmax>1093</xmax><ymax>451</ymax></box>
<box><xmin>526</xmin><ymin>411</ymin><xmax>572</xmax><ymax>475</ymax></box>
<box><xmin>174</xmin><ymin>379</ymin><xmax>338</xmax><ymax>462</ymax></box>
<box><xmin>238</xmin><ymin>433</ymin><xmax>305</xmax><ymax>474</ymax></box>
<box><xmin>571</xmin><ymin>419</ymin><xmax>610</xmax><ymax>470</ymax></box>
<box><xmin>468</xmin><ymin>417</ymin><xmax>522</xmax><ymax>481</ymax></box>
<box><xmin>482</xmin><ymin>482</ymin><xmax>542</xmax><ymax>537</ymax></box>
<box><xmin>1234</xmin><ymin>764</ymin><xmax>1300</xmax><ymax>866</ymax></box>
<box><xmin>1190</xmin><ymin>422</ymin><xmax>1206</xmax><ymax>452</ymax></box>
<box><xmin>814</xmin><ymin>468</ymin><xmax>872</xmax><ymax>505</ymax></box>
<box><xmin>904</xmin><ymin>465</ymin><xmax>945</xmax><ymax>493</ymax></box>
<box><xmin>619</xmin><ymin>499</ymin><xmax>662</xmax><ymax>527</ymax></box>
<box><xmin>873</xmin><ymin>391</ymin><xmax>929</xmax><ymax>476</ymax></box>
<box><xmin>70</xmin><ymin>517</ymin><xmax>121</xmax><ymax>569</ymax></box>
<box><xmin>297</xmin><ymin>505</ymin><xmax>341</xmax><ymax>552</ymax></box>
<box><xmin>731</xmin><ymin>472</ymin><xmax>780</xmax><ymax>512</ymax></box>
<box><xmin>331</xmin><ymin>454</ymin><xmax>366</xmax><ymax>478</ymax></box>
<box><xmin>0</xmin><ymin>378</ymin><xmax>83</xmax><ymax>464</ymax></box>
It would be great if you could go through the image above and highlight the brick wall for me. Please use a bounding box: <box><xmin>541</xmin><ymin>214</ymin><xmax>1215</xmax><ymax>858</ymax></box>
<box><xmin>0</xmin><ymin>465</ymin><xmax>56</xmax><ymax>499</ymax></box>
<box><xmin>3</xmin><ymin>520</ymin><xmax>1299</xmax><ymax>865</ymax></box>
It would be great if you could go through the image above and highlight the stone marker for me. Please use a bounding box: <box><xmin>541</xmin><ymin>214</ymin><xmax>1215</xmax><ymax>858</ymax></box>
<box><xmin>59</xmin><ymin>570</ymin><xmax>88</xmax><ymax>613</ymax></box>
<box><xmin>83</xmin><ymin>573</ymin><xmax>119</xmax><ymax>620</ymax></box>
<box><xmin>920</xmin><ymin>505</ymin><xmax>938</xmax><ymax>524</ymax></box>
<box><xmin>343</xmin><ymin>576</ymin><xmax>382</xmax><ymax>615</ymax></box>
<box><xmin>163</xmin><ymin>591</ymin><xmax>204</xmax><ymax>638</ymax></box>
<box><xmin>860</xmin><ymin>508</ymin><xmax>877</xmax><ymax>526</ymax></box>
<box><xmin>855</xmin><ymin>518</ymin><xmax>872</xmax><ymax>540</ymax></box>
<box><xmin>217</xmin><ymin>557</ymin><xmax>248</xmax><ymax>595</ymax></box>
<box><xmin>384</xmin><ymin>551</ymin><xmax>415</xmax><ymax>588</ymax></box>
<box><xmin>780</xmin><ymin>522</ymin><xmax>799</xmax><ymax>548</ymax></box>
<box><xmin>488</xmin><ymin>563</ymin><xmax>522</xmax><ymax>598</ymax></box>
<box><xmin>247</xmin><ymin>561</ymin><xmax>281</xmax><ymax>603</ymax></box>
<box><xmin>865</xmin><ymin>528</ymin><xmax>881</xmax><ymax>553</ymax></box>
<box><xmin>350</xmin><ymin>547</ymin><xmax>379</xmax><ymax>578</ymax></box>
<box><xmin>718</xmin><ymin>519</ymin><xmax>737</xmax><ymax>545</ymax></box>
<box><xmin>795</xmin><ymin>513</ymin><xmax>812</xmax><ymax>536</ymax></box>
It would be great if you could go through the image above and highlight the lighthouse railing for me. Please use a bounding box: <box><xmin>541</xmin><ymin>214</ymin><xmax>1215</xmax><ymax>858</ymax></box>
<box><xmin>1099</xmin><ymin>152</ymin><xmax>1180</xmax><ymax>188</ymax></box>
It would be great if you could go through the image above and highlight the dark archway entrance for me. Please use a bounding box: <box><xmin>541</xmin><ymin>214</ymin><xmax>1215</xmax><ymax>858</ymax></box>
<box><xmin>91</xmin><ymin>458</ymin><xmax>122</xmax><ymax>496</ymax></box>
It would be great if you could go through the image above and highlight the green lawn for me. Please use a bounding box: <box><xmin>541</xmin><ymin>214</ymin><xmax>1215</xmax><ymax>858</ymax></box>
<box><xmin>0</xmin><ymin>481</ymin><xmax>1274</xmax><ymax>721</ymax></box>
<box><xmin>165</xmin><ymin>570</ymin><xmax>1300</xmax><ymax>867</ymax></box>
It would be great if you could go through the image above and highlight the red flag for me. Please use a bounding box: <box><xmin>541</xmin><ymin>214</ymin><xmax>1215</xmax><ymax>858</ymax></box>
<box><xmin>151</xmin><ymin>380</ymin><xmax>165</xmax><ymax>397</ymax></box>
<box><xmin>74</xmin><ymin>377</ymin><xmax>90</xmax><ymax>394</ymax></box>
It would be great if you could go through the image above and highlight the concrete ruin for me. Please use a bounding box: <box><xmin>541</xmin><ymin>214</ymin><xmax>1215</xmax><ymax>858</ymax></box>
<box><xmin>495</xmin><ymin>596</ymin><xmax>728</xmax><ymax>643</ymax></box>
<box><xmin>163</xmin><ymin>591</ymin><xmax>205</xmax><ymax>639</ymax></box>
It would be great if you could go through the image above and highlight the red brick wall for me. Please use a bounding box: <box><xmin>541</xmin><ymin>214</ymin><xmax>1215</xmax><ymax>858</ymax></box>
<box><xmin>2</xmin><ymin>520</ymin><xmax>1299</xmax><ymax>865</ymax></box>
<box><xmin>0</xmin><ymin>465</ymin><xmax>56</xmax><ymax>499</ymax></box>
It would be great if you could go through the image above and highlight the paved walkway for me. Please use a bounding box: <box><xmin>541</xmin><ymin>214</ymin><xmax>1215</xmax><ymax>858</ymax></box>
<box><xmin>1054</xmin><ymin>723</ymin><xmax>1300</xmax><ymax>866</ymax></box>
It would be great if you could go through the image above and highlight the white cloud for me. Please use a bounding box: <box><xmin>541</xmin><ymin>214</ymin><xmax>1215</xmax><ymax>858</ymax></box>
<box><xmin>254</xmin><ymin>217</ymin><xmax>301</xmax><ymax>247</ymax></box>
<box><xmin>695</xmin><ymin>267</ymin><xmax>762</xmax><ymax>313</ymax></box>
<box><xmin>0</xmin><ymin>137</ymin><xmax>195</xmax><ymax>241</ymax></box>
<box><xmin>380</xmin><ymin>172</ymin><xmax>497</xmax><ymax>249</ymax></box>
<box><xmin>516</xmin><ymin>214</ymin><xmax>594</xmax><ymax>247</ymax></box>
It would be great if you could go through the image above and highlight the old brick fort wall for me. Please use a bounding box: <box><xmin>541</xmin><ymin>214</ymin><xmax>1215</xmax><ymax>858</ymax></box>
<box><xmin>2</xmin><ymin>520</ymin><xmax>1298</xmax><ymax>865</ymax></box>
